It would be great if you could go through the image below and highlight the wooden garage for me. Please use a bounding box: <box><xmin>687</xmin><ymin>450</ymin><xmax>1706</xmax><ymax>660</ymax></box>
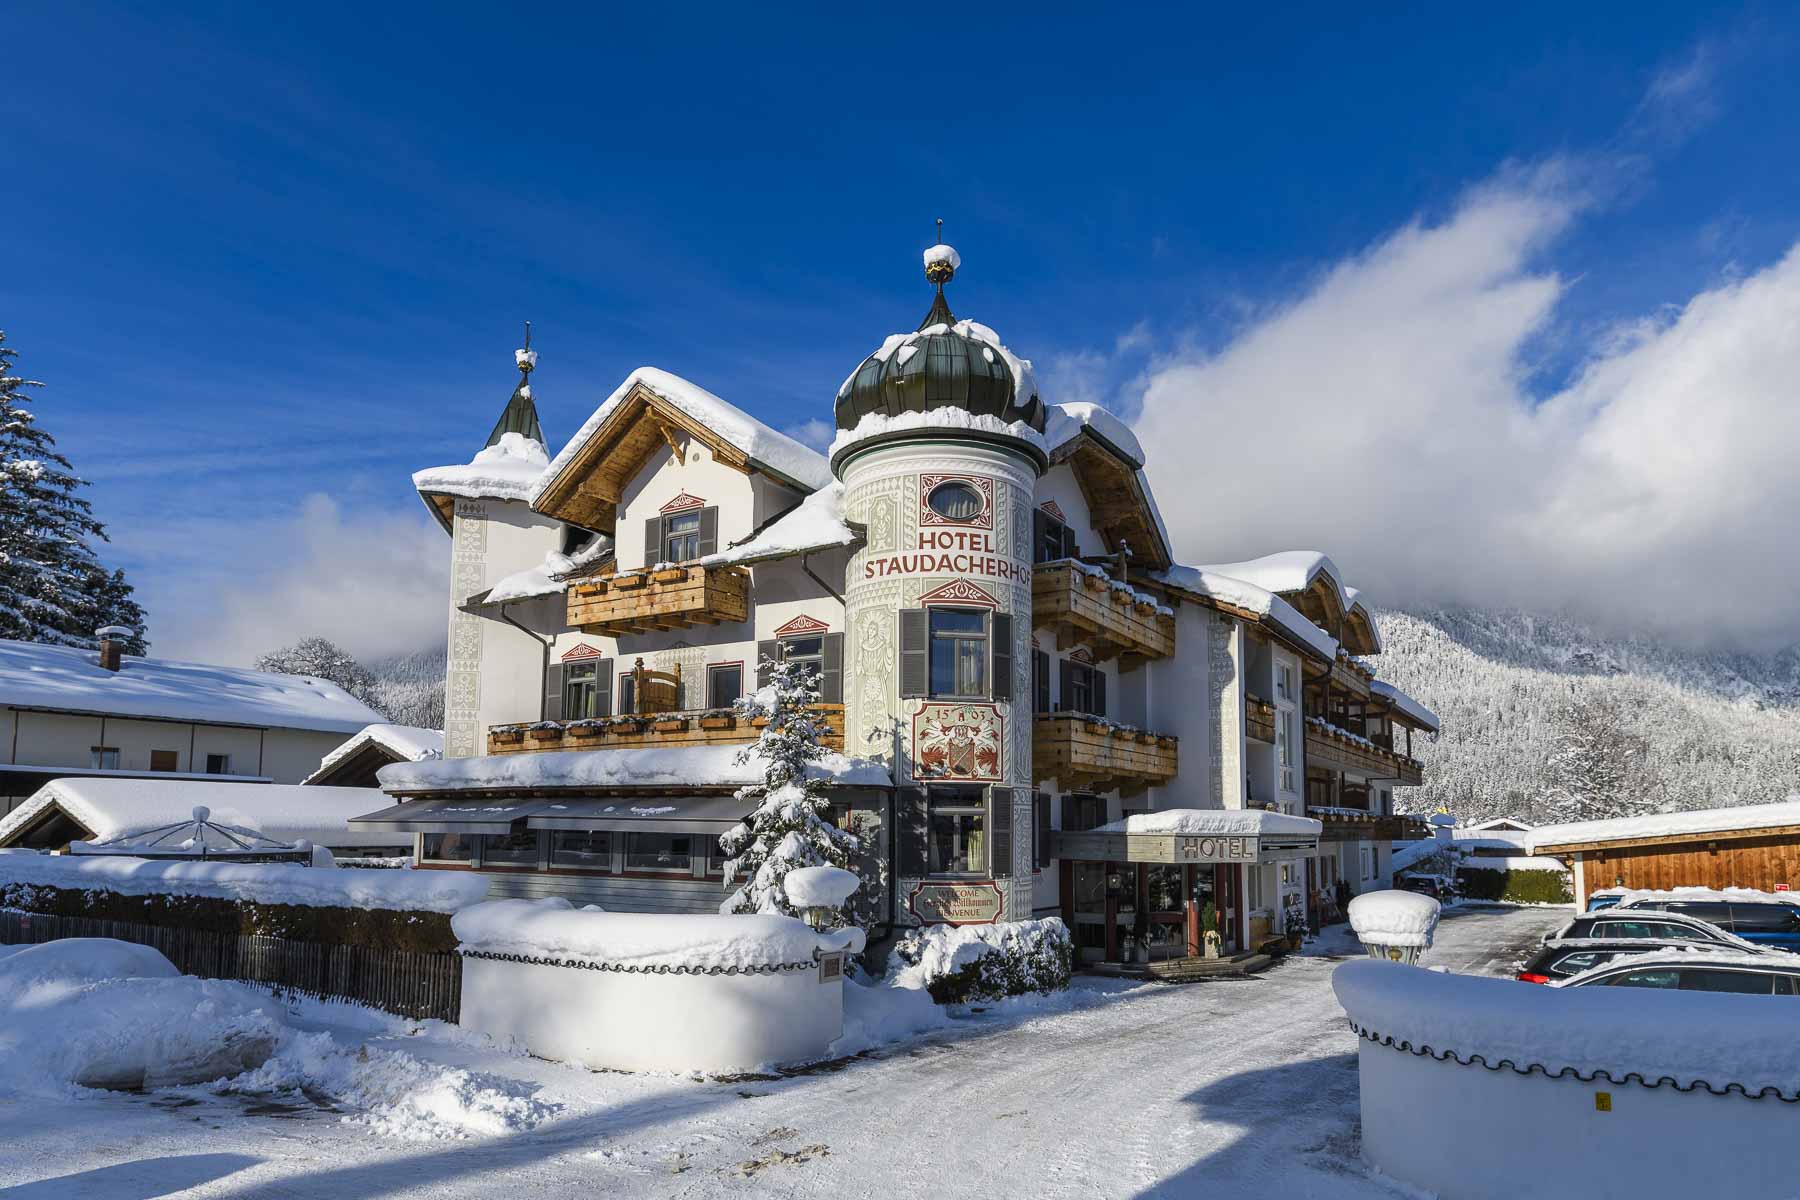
<box><xmin>1528</xmin><ymin>800</ymin><xmax>1800</xmax><ymax>906</ymax></box>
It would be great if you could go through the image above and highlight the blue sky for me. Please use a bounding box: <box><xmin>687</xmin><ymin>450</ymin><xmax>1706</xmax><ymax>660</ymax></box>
<box><xmin>5</xmin><ymin>4</ymin><xmax>1799</xmax><ymax>659</ymax></box>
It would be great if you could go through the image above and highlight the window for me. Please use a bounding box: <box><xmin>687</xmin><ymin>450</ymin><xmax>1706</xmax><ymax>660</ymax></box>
<box><xmin>707</xmin><ymin>836</ymin><xmax>730</xmax><ymax>876</ymax></box>
<box><xmin>626</xmin><ymin>832</ymin><xmax>694</xmax><ymax>873</ymax></box>
<box><xmin>90</xmin><ymin>747</ymin><xmax>120</xmax><ymax>770</ymax></box>
<box><xmin>928</xmin><ymin>790</ymin><xmax>986</xmax><ymax>875</ymax></box>
<box><xmin>550</xmin><ymin>831</ymin><xmax>611</xmax><ymax>869</ymax></box>
<box><xmin>1032</xmin><ymin>648</ymin><xmax>1051</xmax><ymax>713</ymax></box>
<box><xmin>1605</xmin><ymin>968</ymin><xmax>1681</xmax><ymax>989</ymax></box>
<box><xmin>422</xmin><ymin>832</ymin><xmax>475</xmax><ymax>863</ymax></box>
<box><xmin>1034</xmin><ymin>510</ymin><xmax>1079</xmax><ymax>563</ymax></box>
<box><xmin>1248</xmin><ymin>867</ymin><xmax>1264</xmax><ymax>909</ymax></box>
<box><xmin>1280</xmin><ymin>863</ymin><xmax>1296</xmax><ymax>887</ymax></box>
<box><xmin>150</xmin><ymin>750</ymin><xmax>179</xmax><ymax>772</ymax></box>
<box><xmin>1676</xmin><ymin>968</ymin><xmax>1777</xmax><ymax>995</ymax></box>
<box><xmin>1061</xmin><ymin>660</ymin><xmax>1105</xmax><ymax>717</ymax></box>
<box><xmin>1033</xmin><ymin>792</ymin><xmax>1051</xmax><ymax>871</ymax></box>
<box><xmin>1549</xmin><ymin>950</ymin><xmax>1614</xmax><ymax>977</ymax></box>
<box><xmin>927</xmin><ymin>480</ymin><xmax>985</xmax><ymax>522</ymax></box>
<box><xmin>1275</xmin><ymin>713</ymin><xmax>1296</xmax><ymax>793</ymax></box>
<box><xmin>929</xmin><ymin>609</ymin><xmax>988</xmax><ymax>698</ymax></box>
<box><xmin>1727</xmin><ymin>904</ymin><xmax>1800</xmax><ymax>933</ymax></box>
<box><xmin>481</xmin><ymin>830</ymin><xmax>540</xmax><ymax>866</ymax></box>
<box><xmin>1062</xmin><ymin>793</ymin><xmax>1106</xmax><ymax>833</ymax></box>
<box><xmin>204</xmin><ymin>753</ymin><xmax>232</xmax><ymax>775</ymax></box>
<box><xmin>663</xmin><ymin>510</ymin><xmax>702</xmax><ymax>562</ymax></box>
<box><xmin>617</xmin><ymin>671</ymin><xmax>635</xmax><ymax>717</ymax></box>
<box><xmin>780</xmin><ymin>636</ymin><xmax>823</xmax><ymax>682</ymax></box>
<box><xmin>1275</xmin><ymin>664</ymin><xmax>1295</xmax><ymax>703</ymax></box>
<box><xmin>707</xmin><ymin>664</ymin><xmax>743</xmax><ymax>709</ymax></box>
<box><xmin>563</xmin><ymin>662</ymin><xmax>607</xmax><ymax>719</ymax></box>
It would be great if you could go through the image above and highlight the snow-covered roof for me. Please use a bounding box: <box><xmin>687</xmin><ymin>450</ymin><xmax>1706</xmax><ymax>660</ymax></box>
<box><xmin>535</xmin><ymin>367</ymin><xmax>832</xmax><ymax>503</ymax></box>
<box><xmin>1096</xmin><ymin>807</ymin><xmax>1322</xmax><ymax>839</ymax></box>
<box><xmin>377</xmin><ymin>743</ymin><xmax>892</xmax><ymax>794</ymax></box>
<box><xmin>833</xmin><ymin>318</ymin><xmax>1039</xmax><ymax>420</ymax></box>
<box><xmin>695</xmin><ymin>480</ymin><xmax>860</xmax><ymax>569</ymax></box>
<box><xmin>1369</xmin><ymin>680</ymin><xmax>1439</xmax><ymax>732</ymax></box>
<box><xmin>1389</xmin><ymin>840</ymin><xmax>1449</xmax><ymax>873</ymax></box>
<box><xmin>304</xmin><ymin>725</ymin><xmax>444</xmax><ymax>785</ymax></box>
<box><xmin>1464</xmin><ymin>817</ymin><xmax>1535</xmax><ymax>833</ymax></box>
<box><xmin>0</xmin><ymin>638</ymin><xmax>386</xmax><ymax>733</ymax></box>
<box><xmin>1043</xmin><ymin>401</ymin><xmax>1145</xmax><ymax>467</ymax></box>
<box><xmin>0</xmin><ymin>778</ymin><xmax>406</xmax><ymax>849</ymax></box>
<box><xmin>1197</xmin><ymin>551</ymin><xmax>1348</xmax><ymax>609</ymax></box>
<box><xmin>828</xmin><ymin>408</ymin><xmax>1048</xmax><ymax>465</ymax></box>
<box><xmin>481</xmin><ymin>533</ymin><xmax>615</xmax><ymax>607</ymax></box>
<box><xmin>1614</xmin><ymin>886</ymin><xmax>1800</xmax><ymax>908</ymax></box>
<box><xmin>1149</xmin><ymin>565</ymin><xmax>1341</xmax><ymax>662</ymax></box>
<box><xmin>413</xmin><ymin>431</ymin><xmax>550</xmax><ymax>504</ymax></box>
<box><xmin>1526</xmin><ymin>796</ymin><xmax>1800</xmax><ymax>853</ymax></box>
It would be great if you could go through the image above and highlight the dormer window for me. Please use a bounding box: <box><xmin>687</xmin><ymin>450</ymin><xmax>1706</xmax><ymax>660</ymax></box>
<box><xmin>642</xmin><ymin>506</ymin><xmax>717</xmax><ymax>567</ymax></box>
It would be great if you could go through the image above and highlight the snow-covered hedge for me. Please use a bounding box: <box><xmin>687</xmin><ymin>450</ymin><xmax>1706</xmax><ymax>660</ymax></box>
<box><xmin>890</xmin><ymin>918</ymin><xmax>1073</xmax><ymax>1004</ymax></box>
<box><xmin>1457</xmin><ymin>865</ymin><xmax>1573</xmax><ymax>905</ymax></box>
<box><xmin>452</xmin><ymin>898</ymin><xmax>827</xmax><ymax>972</ymax></box>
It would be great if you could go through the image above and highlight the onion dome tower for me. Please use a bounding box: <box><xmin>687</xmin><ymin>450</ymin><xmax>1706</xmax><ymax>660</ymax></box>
<box><xmin>832</xmin><ymin>232</ymin><xmax>1041</xmax><ymax>925</ymax></box>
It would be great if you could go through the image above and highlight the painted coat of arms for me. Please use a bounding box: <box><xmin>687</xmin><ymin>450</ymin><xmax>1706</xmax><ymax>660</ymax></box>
<box><xmin>913</xmin><ymin>703</ymin><xmax>1004</xmax><ymax>782</ymax></box>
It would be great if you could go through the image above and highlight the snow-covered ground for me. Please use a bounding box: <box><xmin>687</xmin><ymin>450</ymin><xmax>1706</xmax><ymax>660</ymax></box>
<box><xmin>0</xmin><ymin>905</ymin><xmax>1566</xmax><ymax>1198</ymax></box>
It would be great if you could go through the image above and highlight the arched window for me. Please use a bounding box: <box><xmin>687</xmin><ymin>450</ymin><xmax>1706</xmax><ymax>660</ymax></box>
<box><xmin>927</xmin><ymin>480</ymin><xmax>984</xmax><ymax>522</ymax></box>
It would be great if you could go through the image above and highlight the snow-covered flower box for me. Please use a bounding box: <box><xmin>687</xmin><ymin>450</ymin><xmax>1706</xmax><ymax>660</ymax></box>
<box><xmin>698</xmin><ymin>714</ymin><xmax>736</xmax><ymax>731</ymax></box>
<box><xmin>650</xmin><ymin>717</ymin><xmax>688</xmax><ymax>733</ymax></box>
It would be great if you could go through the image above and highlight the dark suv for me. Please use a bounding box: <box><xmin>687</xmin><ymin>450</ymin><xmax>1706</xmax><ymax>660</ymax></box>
<box><xmin>1555</xmin><ymin>951</ymin><xmax>1800</xmax><ymax>994</ymax></box>
<box><xmin>1616</xmin><ymin>898</ymin><xmax>1800</xmax><ymax>953</ymax></box>
<box><xmin>1547</xmin><ymin>909</ymin><xmax>1752</xmax><ymax>950</ymax></box>
<box><xmin>1515</xmin><ymin>940</ymin><xmax>1694</xmax><ymax>984</ymax></box>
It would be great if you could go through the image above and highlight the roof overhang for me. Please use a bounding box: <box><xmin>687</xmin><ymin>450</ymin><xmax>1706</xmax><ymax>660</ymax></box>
<box><xmin>351</xmin><ymin>793</ymin><xmax>753</xmax><ymax>836</ymax></box>
<box><xmin>1054</xmin><ymin>432</ymin><xmax>1171</xmax><ymax>570</ymax></box>
<box><xmin>1534</xmin><ymin>823</ymin><xmax>1800</xmax><ymax>857</ymax></box>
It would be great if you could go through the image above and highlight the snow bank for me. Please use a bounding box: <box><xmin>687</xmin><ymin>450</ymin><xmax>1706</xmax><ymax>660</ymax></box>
<box><xmin>0</xmin><ymin>637</ymin><xmax>384</xmax><ymax>734</ymax></box>
<box><xmin>1347</xmin><ymin>890</ymin><xmax>1440</xmax><ymax>948</ymax></box>
<box><xmin>0</xmin><ymin>852</ymin><xmax>489</xmax><ymax>913</ymax></box>
<box><xmin>1043</xmin><ymin>400</ymin><xmax>1144</xmax><ymax>466</ymax></box>
<box><xmin>0</xmin><ymin>778</ymin><xmax>405</xmax><ymax>851</ymax></box>
<box><xmin>1614</xmin><ymin>885</ymin><xmax>1800</xmax><ymax>908</ymax></box>
<box><xmin>378</xmin><ymin>742</ymin><xmax>891</xmax><ymax>793</ymax></box>
<box><xmin>1096</xmin><ymin>807</ymin><xmax>1322</xmax><ymax>839</ymax></box>
<box><xmin>1460</xmin><ymin>856</ymin><xmax>1571</xmax><ymax>873</ymax></box>
<box><xmin>412</xmin><ymin>431</ymin><xmax>549</xmax><ymax>503</ymax></box>
<box><xmin>694</xmin><ymin>480</ymin><xmax>859</xmax><ymax>568</ymax></box>
<box><xmin>452</xmin><ymin>898</ymin><xmax>824</xmax><ymax>970</ymax></box>
<box><xmin>1526</xmin><ymin>795</ymin><xmax>1800</xmax><ymax>853</ymax></box>
<box><xmin>0</xmin><ymin>940</ymin><xmax>283</xmax><ymax>1094</ymax></box>
<box><xmin>783</xmin><ymin>865</ymin><xmax>860</xmax><ymax>910</ymax></box>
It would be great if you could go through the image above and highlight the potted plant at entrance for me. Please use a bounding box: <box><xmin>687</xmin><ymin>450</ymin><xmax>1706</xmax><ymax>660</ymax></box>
<box><xmin>1283</xmin><ymin>905</ymin><xmax>1306</xmax><ymax>952</ymax></box>
<box><xmin>1201</xmin><ymin>902</ymin><xmax>1222</xmax><ymax>960</ymax></box>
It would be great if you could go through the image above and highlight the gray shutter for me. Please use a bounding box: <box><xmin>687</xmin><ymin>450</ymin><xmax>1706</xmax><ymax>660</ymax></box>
<box><xmin>1063</xmin><ymin>524</ymin><xmax>1081</xmax><ymax>559</ymax></box>
<box><xmin>543</xmin><ymin>664</ymin><xmax>564</xmax><ymax>722</ymax></box>
<box><xmin>696</xmin><ymin>506</ymin><xmax>718</xmax><ymax>558</ymax></box>
<box><xmin>820</xmin><ymin>633</ymin><xmax>844</xmax><ymax>704</ymax></box>
<box><xmin>1062</xmin><ymin>793</ymin><xmax>1078</xmax><ymax>833</ymax></box>
<box><xmin>594</xmin><ymin>659</ymin><xmax>612</xmax><ymax>718</ymax></box>
<box><xmin>898</xmin><ymin>788</ymin><xmax>929</xmax><ymax>876</ymax></box>
<box><xmin>1094</xmin><ymin>668</ymin><xmax>1107</xmax><ymax>719</ymax></box>
<box><xmin>1033</xmin><ymin>648</ymin><xmax>1050</xmax><ymax>713</ymax></box>
<box><xmin>1032</xmin><ymin>508</ymin><xmax>1048</xmax><ymax>563</ymax></box>
<box><xmin>756</xmin><ymin>640</ymin><xmax>779</xmax><ymax>688</ymax></box>
<box><xmin>987</xmin><ymin>787</ymin><xmax>1013</xmax><ymax>878</ymax></box>
<box><xmin>643</xmin><ymin>516</ymin><xmax>664</xmax><ymax>568</ymax></box>
<box><xmin>989</xmin><ymin>612</ymin><xmax>1013</xmax><ymax>701</ymax></box>
<box><xmin>1035</xmin><ymin>791</ymin><xmax>1052</xmax><ymax>870</ymax></box>
<box><xmin>1059</xmin><ymin>658</ymin><xmax>1073</xmax><ymax>713</ymax></box>
<box><xmin>898</xmin><ymin>609</ymin><xmax>928</xmax><ymax>698</ymax></box>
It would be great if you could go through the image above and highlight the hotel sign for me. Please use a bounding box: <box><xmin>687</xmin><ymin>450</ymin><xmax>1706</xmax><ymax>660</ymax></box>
<box><xmin>1053</xmin><ymin>831</ymin><xmax>1316</xmax><ymax>865</ymax></box>
<box><xmin>909</xmin><ymin>881</ymin><xmax>1005</xmax><ymax>926</ymax></box>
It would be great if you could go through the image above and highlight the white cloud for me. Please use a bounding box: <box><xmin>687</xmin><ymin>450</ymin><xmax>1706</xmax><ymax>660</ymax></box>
<box><xmin>1130</xmin><ymin>168</ymin><xmax>1800</xmax><ymax>649</ymax></box>
<box><xmin>132</xmin><ymin>494</ymin><xmax>447</xmax><ymax>667</ymax></box>
<box><xmin>782</xmin><ymin>417</ymin><xmax>835</xmax><ymax>453</ymax></box>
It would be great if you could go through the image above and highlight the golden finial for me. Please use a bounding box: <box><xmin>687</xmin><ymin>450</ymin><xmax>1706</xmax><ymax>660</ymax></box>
<box><xmin>923</xmin><ymin>219</ymin><xmax>959</xmax><ymax>286</ymax></box>
<box><xmin>515</xmin><ymin>320</ymin><xmax>536</xmax><ymax>376</ymax></box>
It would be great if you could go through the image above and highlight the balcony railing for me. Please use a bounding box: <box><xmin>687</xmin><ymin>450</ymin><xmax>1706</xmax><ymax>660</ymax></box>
<box><xmin>566</xmin><ymin>564</ymin><xmax>750</xmax><ymax>636</ymax></box>
<box><xmin>1032</xmin><ymin>561</ymin><xmax>1175</xmax><ymax>666</ymax></box>
<box><xmin>1033</xmin><ymin>711</ymin><xmax>1178</xmax><ymax>794</ymax></box>
<box><xmin>488</xmin><ymin>704</ymin><xmax>845</xmax><ymax>756</ymax></box>
<box><xmin>1307</xmin><ymin>807</ymin><xmax>1417</xmax><ymax>841</ymax></box>
<box><xmin>1304</xmin><ymin>718</ymin><xmax>1423</xmax><ymax>786</ymax></box>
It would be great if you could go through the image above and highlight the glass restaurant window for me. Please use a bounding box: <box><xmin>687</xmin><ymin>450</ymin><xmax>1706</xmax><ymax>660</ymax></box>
<box><xmin>422</xmin><ymin>832</ymin><xmax>475</xmax><ymax>863</ymax></box>
<box><xmin>551</xmin><ymin>830</ymin><xmax>611</xmax><ymax>869</ymax></box>
<box><xmin>929</xmin><ymin>789</ymin><xmax>987</xmax><ymax>875</ymax></box>
<box><xmin>929</xmin><ymin>609</ymin><xmax>987</xmax><ymax>698</ymax></box>
<box><xmin>664</xmin><ymin>510</ymin><xmax>701</xmax><ymax>562</ymax></box>
<box><xmin>482</xmin><ymin>830</ymin><xmax>540</xmax><ymax>865</ymax></box>
<box><xmin>626</xmin><ymin>832</ymin><xmax>694</xmax><ymax>873</ymax></box>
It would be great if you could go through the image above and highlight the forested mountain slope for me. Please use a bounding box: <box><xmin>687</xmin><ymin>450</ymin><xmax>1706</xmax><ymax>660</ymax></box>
<box><xmin>1373</xmin><ymin>609</ymin><xmax>1800</xmax><ymax>823</ymax></box>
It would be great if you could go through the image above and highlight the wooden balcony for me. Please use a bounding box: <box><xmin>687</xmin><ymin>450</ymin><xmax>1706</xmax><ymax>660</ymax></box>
<box><xmin>1304</xmin><ymin>719</ymin><xmax>1423</xmax><ymax>786</ymax></box>
<box><xmin>1033</xmin><ymin>712</ymin><xmax>1178</xmax><ymax>795</ymax></box>
<box><xmin>566</xmin><ymin>564</ymin><xmax>749</xmax><ymax>635</ymax></box>
<box><xmin>1032</xmin><ymin>561</ymin><xmax>1174</xmax><ymax>667</ymax></box>
<box><xmin>488</xmin><ymin>704</ymin><xmax>845</xmax><ymax>756</ymax></box>
<box><xmin>1307</xmin><ymin>808</ymin><xmax>1418</xmax><ymax>842</ymax></box>
<box><xmin>1245</xmin><ymin>696</ymin><xmax>1276</xmax><ymax>744</ymax></box>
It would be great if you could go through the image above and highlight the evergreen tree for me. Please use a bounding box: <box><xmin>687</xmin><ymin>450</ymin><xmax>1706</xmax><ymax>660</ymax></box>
<box><xmin>73</xmin><ymin>566</ymin><xmax>149</xmax><ymax>655</ymax></box>
<box><xmin>717</xmin><ymin>656</ymin><xmax>859</xmax><ymax>920</ymax></box>
<box><xmin>254</xmin><ymin>636</ymin><xmax>385</xmax><ymax>711</ymax></box>
<box><xmin>0</xmin><ymin>330</ymin><xmax>132</xmax><ymax>648</ymax></box>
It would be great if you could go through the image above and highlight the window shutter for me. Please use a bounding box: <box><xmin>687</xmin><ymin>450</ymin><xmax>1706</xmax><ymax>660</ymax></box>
<box><xmin>1033</xmin><ymin>648</ymin><xmax>1050</xmax><ymax>714</ymax></box>
<box><xmin>820</xmin><ymin>632</ymin><xmax>844</xmax><ymax>704</ymax></box>
<box><xmin>898</xmin><ymin>609</ymin><xmax>928</xmax><ymax>698</ymax></box>
<box><xmin>593</xmin><ymin>659</ymin><xmax>612</xmax><ymax>718</ymax></box>
<box><xmin>987</xmin><ymin>787</ymin><xmax>1013</xmax><ymax>878</ymax></box>
<box><xmin>1063</xmin><ymin>524</ymin><xmax>1081</xmax><ymax>559</ymax></box>
<box><xmin>643</xmin><ymin>516</ymin><xmax>664</xmax><ymax>568</ymax></box>
<box><xmin>755</xmin><ymin>640</ymin><xmax>779</xmax><ymax>688</ymax></box>
<box><xmin>543</xmin><ymin>664</ymin><xmax>565</xmax><ymax>721</ymax></box>
<box><xmin>1059</xmin><ymin>658</ymin><xmax>1073</xmax><ymax>713</ymax></box>
<box><xmin>696</xmin><ymin>506</ymin><xmax>718</xmax><ymax>559</ymax></box>
<box><xmin>1032</xmin><ymin>508</ymin><xmax>1048</xmax><ymax>563</ymax></box>
<box><xmin>1038</xmin><ymin>791</ymin><xmax>1054</xmax><ymax>870</ymax></box>
<box><xmin>989</xmin><ymin>611</ymin><xmax>1013</xmax><ymax>700</ymax></box>
<box><xmin>898</xmin><ymin>788</ymin><xmax>929</xmax><ymax>876</ymax></box>
<box><xmin>1062</xmin><ymin>793</ymin><xmax>1078</xmax><ymax>833</ymax></box>
<box><xmin>1094</xmin><ymin>668</ymin><xmax>1107</xmax><ymax>719</ymax></box>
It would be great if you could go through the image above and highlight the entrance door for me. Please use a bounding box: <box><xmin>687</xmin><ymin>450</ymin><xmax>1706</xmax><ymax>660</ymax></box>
<box><xmin>1070</xmin><ymin>861</ymin><xmax>1109</xmax><ymax>963</ymax></box>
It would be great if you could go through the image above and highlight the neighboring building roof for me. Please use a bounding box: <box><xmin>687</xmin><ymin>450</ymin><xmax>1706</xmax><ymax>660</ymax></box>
<box><xmin>0</xmin><ymin>638</ymin><xmax>385</xmax><ymax>733</ymax></box>
<box><xmin>1097</xmin><ymin>807</ymin><xmax>1322</xmax><ymax>838</ymax></box>
<box><xmin>1369</xmin><ymin>680</ymin><xmax>1440</xmax><ymax>732</ymax></box>
<box><xmin>0</xmin><ymin>778</ymin><xmax>404</xmax><ymax>850</ymax></box>
<box><xmin>1044</xmin><ymin>401</ymin><xmax>1144</xmax><ymax>467</ymax></box>
<box><xmin>376</xmin><ymin>743</ymin><xmax>892</xmax><ymax>795</ymax></box>
<box><xmin>304</xmin><ymin>724</ymin><xmax>444</xmax><ymax>786</ymax></box>
<box><xmin>1526</xmin><ymin>797</ymin><xmax>1800</xmax><ymax>854</ymax></box>
<box><xmin>1150</xmin><ymin>564</ymin><xmax>1341</xmax><ymax>662</ymax></box>
<box><xmin>1464</xmin><ymin>817</ymin><xmax>1535</xmax><ymax>833</ymax></box>
<box><xmin>1198</xmin><ymin>551</ymin><xmax>1347</xmax><ymax>608</ymax></box>
<box><xmin>413</xmin><ymin>431</ymin><xmax>552</xmax><ymax>531</ymax></box>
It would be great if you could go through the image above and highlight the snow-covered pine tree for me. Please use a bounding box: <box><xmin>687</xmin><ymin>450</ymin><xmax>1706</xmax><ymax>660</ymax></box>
<box><xmin>717</xmin><ymin>656</ymin><xmax>859</xmax><ymax>921</ymax></box>
<box><xmin>254</xmin><ymin>636</ymin><xmax>385</xmax><ymax>711</ymax></box>
<box><xmin>1545</xmin><ymin>686</ymin><xmax>1658</xmax><ymax>823</ymax></box>
<box><xmin>0</xmin><ymin>331</ymin><xmax>134</xmax><ymax>648</ymax></box>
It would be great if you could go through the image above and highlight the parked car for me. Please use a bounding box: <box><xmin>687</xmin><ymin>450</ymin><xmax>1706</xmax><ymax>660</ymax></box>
<box><xmin>1515</xmin><ymin>939</ymin><xmax>1718</xmax><ymax>984</ymax></box>
<box><xmin>1614</xmin><ymin>895</ymin><xmax>1800</xmax><ymax>953</ymax></box>
<box><xmin>1396</xmin><ymin>873</ymin><xmax>1455</xmax><ymax>901</ymax></box>
<box><xmin>1553</xmin><ymin>949</ymin><xmax>1800</xmax><ymax>994</ymax></box>
<box><xmin>1585</xmin><ymin>889</ymin><xmax>1627</xmax><ymax>912</ymax></box>
<box><xmin>1542</xmin><ymin>909</ymin><xmax>1758</xmax><ymax>951</ymax></box>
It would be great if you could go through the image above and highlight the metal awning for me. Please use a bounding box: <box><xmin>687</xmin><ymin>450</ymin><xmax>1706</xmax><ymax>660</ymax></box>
<box><xmin>1053</xmin><ymin>829</ymin><xmax>1319</xmax><ymax>866</ymax></box>
<box><xmin>348</xmin><ymin>797</ymin><xmax>537</xmax><ymax>835</ymax></box>
<box><xmin>526</xmin><ymin>795</ymin><xmax>748</xmax><ymax>834</ymax></box>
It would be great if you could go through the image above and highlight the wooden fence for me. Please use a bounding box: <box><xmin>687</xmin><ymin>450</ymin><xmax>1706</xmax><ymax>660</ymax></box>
<box><xmin>0</xmin><ymin>909</ymin><xmax>461</xmax><ymax>1022</ymax></box>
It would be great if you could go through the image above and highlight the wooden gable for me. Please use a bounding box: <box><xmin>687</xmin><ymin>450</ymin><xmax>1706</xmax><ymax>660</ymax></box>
<box><xmin>1060</xmin><ymin>436</ymin><xmax>1171</xmax><ymax>570</ymax></box>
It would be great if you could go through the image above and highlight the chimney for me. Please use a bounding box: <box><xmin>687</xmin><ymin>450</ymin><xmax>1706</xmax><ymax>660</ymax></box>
<box><xmin>95</xmin><ymin>626</ymin><xmax>133</xmax><ymax>672</ymax></box>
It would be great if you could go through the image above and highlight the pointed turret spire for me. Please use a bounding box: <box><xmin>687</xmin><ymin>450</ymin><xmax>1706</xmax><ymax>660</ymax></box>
<box><xmin>919</xmin><ymin>219</ymin><xmax>960</xmax><ymax>330</ymax></box>
<box><xmin>486</xmin><ymin>321</ymin><xmax>546</xmax><ymax>447</ymax></box>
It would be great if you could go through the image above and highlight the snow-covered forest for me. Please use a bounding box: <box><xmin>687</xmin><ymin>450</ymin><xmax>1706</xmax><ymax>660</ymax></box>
<box><xmin>1376</xmin><ymin>608</ymin><xmax>1800</xmax><ymax>823</ymax></box>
